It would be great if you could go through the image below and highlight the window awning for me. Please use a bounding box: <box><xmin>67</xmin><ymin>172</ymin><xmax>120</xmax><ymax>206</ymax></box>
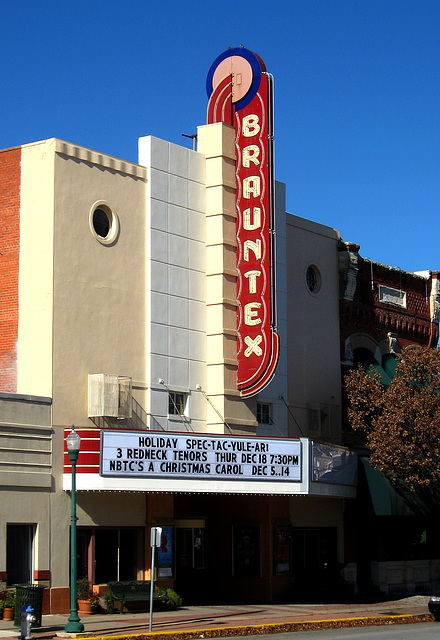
<box><xmin>368</xmin><ymin>362</ymin><xmax>392</xmax><ymax>387</ymax></box>
<box><xmin>354</xmin><ymin>347</ymin><xmax>396</xmax><ymax>388</ymax></box>
<box><xmin>361</xmin><ymin>457</ymin><xmax>413</xmax><ymax>516</ymax></box>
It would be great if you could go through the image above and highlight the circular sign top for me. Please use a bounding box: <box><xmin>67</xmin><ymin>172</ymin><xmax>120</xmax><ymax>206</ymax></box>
<box><xmin>206</xmin><ymin>47</ymin><xmax>265</xmax><ymax>112</ymax></box>
<box><xmin>212</xmin><ymin>56</ymin><xmax>253</xmax><ymax>104</ymax></box>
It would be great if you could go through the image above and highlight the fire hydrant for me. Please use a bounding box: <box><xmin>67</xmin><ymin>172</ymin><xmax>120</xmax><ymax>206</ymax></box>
<box><xmin>20</xmin><ymin>605</ymin><xmax>35</xmax><ymax>640</ymax></box>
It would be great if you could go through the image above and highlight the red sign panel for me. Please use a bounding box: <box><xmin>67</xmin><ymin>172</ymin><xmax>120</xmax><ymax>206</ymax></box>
<box><xmin>207</xmin><ymin>49</ymin><xmax>279</xmax><ymax>397</ymax></box>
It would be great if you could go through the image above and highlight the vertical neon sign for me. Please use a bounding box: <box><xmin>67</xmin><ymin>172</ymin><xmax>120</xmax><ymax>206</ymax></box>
<box><xmin>207</xmin><ymin>48</ymin><xmax>279</xmax><ymax>397</ymax></box>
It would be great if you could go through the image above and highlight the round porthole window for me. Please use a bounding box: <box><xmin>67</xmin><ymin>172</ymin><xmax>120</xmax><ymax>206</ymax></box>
<box><xmin>305</xmin><ymin>264</ymin><xmax>322</xmax><ymax>295</ymax></box>
<box><xmin>89</xmin><ymin>201</ymin><xmax>119</xmax><ymax>245</ymax></box>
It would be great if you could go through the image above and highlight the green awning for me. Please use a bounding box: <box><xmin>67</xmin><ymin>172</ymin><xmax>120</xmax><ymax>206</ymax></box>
<box><xmin>354</xmin><ymin>347</ymin><xmax>394</xmax><ymax>387</ymax></box>
<box><xmin>361</xmin><ymin>457</ymin><xmax>413</xmax><ymax>516</ymax></box>
<box><xmin>382</xmin><ymin>354</ymin><xmax>398</xmax><ymax>380</ymax></box>
<box><xmin>367</xmin><ymin>362</ymin><xmax>392</xmax><ymax>387</ymax></box>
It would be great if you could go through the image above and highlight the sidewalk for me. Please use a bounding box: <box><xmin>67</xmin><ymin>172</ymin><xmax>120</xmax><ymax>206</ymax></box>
<box><xmin>0</xmin><ymin>595</ymin><xmax>433</xmax><ymax>640</ymax></box>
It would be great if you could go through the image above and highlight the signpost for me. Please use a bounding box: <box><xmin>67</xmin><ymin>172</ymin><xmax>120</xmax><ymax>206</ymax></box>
<box><xmin>149</xmin><ymin>526</ymin><xmax>162</xmax><ymax>632</ymax></box>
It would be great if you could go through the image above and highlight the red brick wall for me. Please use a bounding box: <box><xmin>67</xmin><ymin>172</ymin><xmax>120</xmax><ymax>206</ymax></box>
<box><xmin>340</xmin><ymin>255</ymin><xmax>434</xmax><ymax>354</ymax></box>
<box><xmin>0</xmin><ymin>147</ymin><xmax>21</xmax><ymax>392</ymax></box>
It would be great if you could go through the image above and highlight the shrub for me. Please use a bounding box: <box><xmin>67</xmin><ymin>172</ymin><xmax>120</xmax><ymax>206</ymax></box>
<box><xmin>165</xmin><ymin>588</ymin><xmax>182</xmax><ymax>609</ymax></box>
<box><xmin>89</xmin><ymin>596</ymin><xmax>100</xmax><ymax>613</ymax></box>
<box><xmin>5</xmin><ymin>590</ymin><xmax>15</xmax><ymax>608</ymax></box>
<box><xmin>103</xmin><ymin>591</ymin><xmax>115</xmax><ymax>614</ymax></box>
<box><xmin>156</xmin><ymin>587</ymin><xmax>182</xmax><ymax>610</ymax></box>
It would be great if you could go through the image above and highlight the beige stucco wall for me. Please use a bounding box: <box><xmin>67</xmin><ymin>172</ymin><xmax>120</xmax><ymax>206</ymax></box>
<box><xmin>76</xmin><ymin>493</ymin><xmax>146</xmax><ymax>526</ymax></box>
<box><xmin>0</xmin><ymin>491</ymin><xmax>51</xmax><ymax>581</ymax></box>
<box><xmin>290</xmin><ymin>495</ymin><xmax>345</xmax><ymax>562</ymax></box>
<box><xmin>18</xmin><ymin>141</ymin><xmax>56</xmax><ymax>397</ymax></box>
<box><xmin>47</xmin><ymin>142</ymin><xmax>147</xmax><ymax>586</ymax></box>
<box><xmin>0</xmin><ymin>396</ymin><xmax>52</xmax><ymax>585</ymax></box>
<box><xmin>51</xmin><ymin>142</ymin><xmax>148</xmax><ymax>428</ymax></box>
<box><xmin>286</xmin><ymin>215</ymin><xmax>342</xmax><ymax>439</ymax></box>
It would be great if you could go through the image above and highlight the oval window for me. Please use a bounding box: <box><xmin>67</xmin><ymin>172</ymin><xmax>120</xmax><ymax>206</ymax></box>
<box><xmin>305</xmin><ymin>264</ymin><xmax>321</xmax><ymax>294</ymax></box>
<box><xmin>89</xmin><ymin>201</ymin><xmax>119</xmax><ymax>245</ymax></box>
<box><xmin>93</xmin><ymin>208</ymin><xmax>111</xmax><ymax>238</ymax></box>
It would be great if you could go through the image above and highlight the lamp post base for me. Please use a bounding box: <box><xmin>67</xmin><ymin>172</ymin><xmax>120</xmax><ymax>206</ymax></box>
<box><xmin>64</xmin><ymin>613</ymin><xmax>84</xmax><ymax>633</ymax></box>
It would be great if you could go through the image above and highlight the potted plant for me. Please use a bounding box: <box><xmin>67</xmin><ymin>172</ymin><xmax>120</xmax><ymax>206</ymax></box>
<box><xmin>77</xmin><ymin>578</ymin><xmax>98</xmax><ymax>614</ymax></box>
<box><xmin>3</xmin><ymin>590</ymin><xmax>15</xmax><ymax>621</ymax></box>
<box><xmin>0</xmin><ymin>599</ymin><xmax>5</xmax><ymax>620</ymax></box>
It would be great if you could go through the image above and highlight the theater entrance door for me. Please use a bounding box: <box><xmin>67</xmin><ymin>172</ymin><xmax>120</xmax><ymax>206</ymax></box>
<box><xmin>174</xmin><ymin>520</ymin><xmax>207</xmax><ymax>602</ymax></box>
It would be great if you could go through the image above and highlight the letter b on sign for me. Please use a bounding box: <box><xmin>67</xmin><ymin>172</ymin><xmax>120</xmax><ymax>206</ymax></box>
<box><xmin>242</xmin><ymin>115</ymin><xmax>260</xmax><ymax>137</ymax></box>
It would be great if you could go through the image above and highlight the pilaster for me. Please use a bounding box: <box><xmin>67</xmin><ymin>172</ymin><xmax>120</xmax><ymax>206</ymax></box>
<box><xmin>197</xmin><ymin>123</ymin><xmax>256</xmax><ymax>433</ymax></box>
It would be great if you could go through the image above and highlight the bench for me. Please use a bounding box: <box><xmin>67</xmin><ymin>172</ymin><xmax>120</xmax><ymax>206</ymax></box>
<box><xmin>107</xmin><ymin>581</ymin><xmax>167</xmax><ymax>614</ymax></box>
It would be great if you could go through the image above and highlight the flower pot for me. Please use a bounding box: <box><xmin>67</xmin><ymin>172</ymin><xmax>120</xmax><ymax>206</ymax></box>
<box><xmin>3</xmin><ymin>607</ymin><xmax>14</xmax><ymax>621</ymax></box>
<box><xmin>78</xmin><ymin>600</ymin><xmax>93</xmax><ymax>614</ymax></box>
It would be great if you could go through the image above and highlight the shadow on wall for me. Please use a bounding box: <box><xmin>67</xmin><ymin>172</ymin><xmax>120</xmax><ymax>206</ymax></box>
<box><xmin>90</xmin><ymin>395</ymin><xmax>153</xmax><ymax>431</ymax></box>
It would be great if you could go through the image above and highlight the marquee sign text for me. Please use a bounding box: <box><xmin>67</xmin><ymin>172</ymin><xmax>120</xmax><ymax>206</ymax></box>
<box><xmin>100</xmin><ymin>431</ymin><xmax>301</xmax><ymax>482</ymax></box>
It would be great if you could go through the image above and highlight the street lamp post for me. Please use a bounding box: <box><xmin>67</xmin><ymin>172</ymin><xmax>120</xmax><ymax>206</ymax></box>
<box><xmin>64</xmin><ymin>427</ymin><xmax>84</xmax><ymax>633</ymax></box>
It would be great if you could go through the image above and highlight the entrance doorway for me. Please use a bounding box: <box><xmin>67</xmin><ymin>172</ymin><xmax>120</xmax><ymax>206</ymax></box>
<box><xmin>6</xmin><ymin>524</ymin><xmax>34</xmax><ymax>586</ymax></box>
<box><xmin>291</xmin><ymin>527</ymin><xmax>337</xmax><ymax>598</ymax></box>
<box><xmin>175</xmin><ymin>522</ymin><xmax>206</xmax><ymax>601</ymax></box>
<box><xmin>77</xmin><ymin>527</ymin><xmax>142</xmax><ymax>584</ymax></box>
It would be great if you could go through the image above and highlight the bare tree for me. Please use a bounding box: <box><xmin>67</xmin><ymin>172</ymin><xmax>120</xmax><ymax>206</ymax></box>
<box><xmin>345</xmin><ymin>346</ymin><xmax>440</xmax><ymax>516</ymax></box>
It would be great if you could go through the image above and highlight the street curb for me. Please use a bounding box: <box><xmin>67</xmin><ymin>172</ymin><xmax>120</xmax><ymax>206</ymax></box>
<box><xmin>77</xmin><ymin>613</ymin><xmax>434</xmax><ymax>639</ymax></box>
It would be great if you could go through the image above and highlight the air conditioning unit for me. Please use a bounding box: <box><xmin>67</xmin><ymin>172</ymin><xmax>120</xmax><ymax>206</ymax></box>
<box><xmin>88</xmin><ymin>374</ymin><xmax>132</xmax><ymax>419</ymax></box>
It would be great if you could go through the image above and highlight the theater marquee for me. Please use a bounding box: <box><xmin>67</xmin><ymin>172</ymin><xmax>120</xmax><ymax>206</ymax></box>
<box><xmin>63</xmin><ymin>428</ymin><xmax>355</xmax><ymax>497</ymax></box>
<box><xmin>100</xmin><ymin>430</ymin><xmax>301</xmax><ymax>482</ymax></box>
<box><xmin>206</xmin><ymin>48</ymin><xmax>280</xmax><ymax>397</ymax></box>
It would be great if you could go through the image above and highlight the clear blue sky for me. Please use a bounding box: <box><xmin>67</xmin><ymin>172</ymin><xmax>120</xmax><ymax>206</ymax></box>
<box><xmin>2</xmin><ymin>0</ymin><xmax>439</xmax><ymax>273</ymax></box>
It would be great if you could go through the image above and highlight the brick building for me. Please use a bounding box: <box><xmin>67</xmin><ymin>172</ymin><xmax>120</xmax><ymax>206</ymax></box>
<box><xmin>339</xmin><ymin>240</ymin><xmax>440</xmax><ymax>593</ymax></box>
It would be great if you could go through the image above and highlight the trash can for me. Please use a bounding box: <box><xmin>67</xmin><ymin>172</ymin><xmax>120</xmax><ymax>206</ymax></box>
<box><xmin>14</xmin><ymin>584</ymin><xmax>45</xmax><ymax>627</ymax></box>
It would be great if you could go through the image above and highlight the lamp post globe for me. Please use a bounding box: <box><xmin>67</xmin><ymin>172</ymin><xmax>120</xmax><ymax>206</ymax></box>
<box><xmin>64</xmin><ymin>426</ymin><xmax>84</xmax><ymax>633</ymax></box>
<box><xmin>66</xmin><ymin>429</ymin><xmax>81</xmax><ymax>455</ymax></box>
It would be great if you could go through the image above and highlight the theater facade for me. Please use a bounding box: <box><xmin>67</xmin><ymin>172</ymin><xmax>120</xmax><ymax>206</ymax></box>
<box><xmin>0</xmin><ymin>48</ymin><xmax>436</xmax><ymax>611</ymax></box>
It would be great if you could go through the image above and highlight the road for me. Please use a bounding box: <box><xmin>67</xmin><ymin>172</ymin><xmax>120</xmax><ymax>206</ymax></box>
<box><xmin>223</xmin><ymin>621</ymin><xmax>439</xmax><ymax>640</ymax></box>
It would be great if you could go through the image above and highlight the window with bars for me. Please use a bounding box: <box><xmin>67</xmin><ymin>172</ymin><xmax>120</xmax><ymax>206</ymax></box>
<box><xmin>168</xmin><ymin>392</ymin><xmax>186</xmax><ymax>416</ymax></box>
<box><xmin>257</xmin><ymin>402</ymin><xmax>271</xmax><ymax>424</ymax></box>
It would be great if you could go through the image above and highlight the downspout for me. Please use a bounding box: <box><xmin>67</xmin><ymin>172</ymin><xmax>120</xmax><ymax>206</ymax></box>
<box><xmin>428</xmin><ymin>272</ymin><xmax>439</xmax><ymax>348</ymax></box>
